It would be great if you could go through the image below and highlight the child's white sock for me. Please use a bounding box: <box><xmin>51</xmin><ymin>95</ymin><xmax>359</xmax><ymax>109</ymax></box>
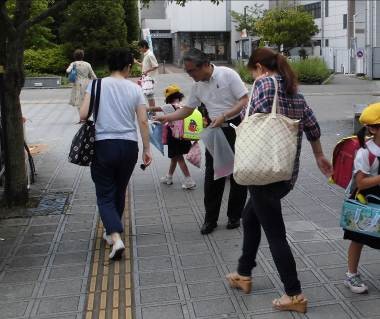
<box><xmin>347</xmin><ymin>271</ymin><xmax>358</xmax><ymax>278</ymax></box>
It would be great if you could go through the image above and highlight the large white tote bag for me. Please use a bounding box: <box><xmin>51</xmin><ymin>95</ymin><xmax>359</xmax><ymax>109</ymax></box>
<box><xmin>233</xmin><ymin>76</ymin><xmax>300</xmax><ymax>186</ymax></box>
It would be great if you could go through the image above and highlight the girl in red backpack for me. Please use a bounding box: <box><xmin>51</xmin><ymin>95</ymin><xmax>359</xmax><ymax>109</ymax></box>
<box><xmin>148</xmin><ymin>85</ymin><xmax>196</xmax><ymax>189</ymax></box>
<box><xmin>344</xmin><ymin>102</ymin><xmax>380</xmax><ymax>294</ymax></box>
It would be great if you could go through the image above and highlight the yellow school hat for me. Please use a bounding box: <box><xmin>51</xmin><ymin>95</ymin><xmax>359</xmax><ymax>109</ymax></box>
<box><xmin>164</xmin><ymin>84</ymin><xmax>181</xmax><ymax>98</ymax></box>
<box><xmin>359</xmin><ymin>102</ymin><xmax>380</xmax><ymax>125</ymax></box>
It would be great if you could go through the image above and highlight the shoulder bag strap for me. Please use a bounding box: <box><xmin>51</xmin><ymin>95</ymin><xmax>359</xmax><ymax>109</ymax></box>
<box><xmin>87</xmin><ymin>79</ymin><xmax>97</xmax><ymax>120</ymax></box>
<box><xmin>269</xmin><ymin>76</ymin><xmax>279</xmax><ymax>117</ymax></box>
<box><xmin>93</xmin><ymin>78</ymin><xmax>102</xmax><ymax>123</ymax></box>
<box><xmin>244</xmin><ymin>79</ymin><xmax>258</xmax><ymax>121</ymax></box>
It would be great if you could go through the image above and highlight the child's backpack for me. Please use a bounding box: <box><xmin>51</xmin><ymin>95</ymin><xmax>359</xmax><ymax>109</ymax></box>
<box><xmin>331</xmin><ymin>136</ymin><xmax>376</xmax><ymax>189</ymax></box>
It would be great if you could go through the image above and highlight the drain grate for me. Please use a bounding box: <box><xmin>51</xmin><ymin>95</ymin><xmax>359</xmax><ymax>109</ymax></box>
<box><xmin>28</xmin><ymin>192</ymin><xmax>70</xmax><ymax>216</ymax></box>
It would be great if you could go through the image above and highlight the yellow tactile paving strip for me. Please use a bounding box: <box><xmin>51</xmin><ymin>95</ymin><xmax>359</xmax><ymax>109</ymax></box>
<box><xmin>85</xmin><ymin>192</ymin><xmax>133</xmax><ymax>319</ymax></box>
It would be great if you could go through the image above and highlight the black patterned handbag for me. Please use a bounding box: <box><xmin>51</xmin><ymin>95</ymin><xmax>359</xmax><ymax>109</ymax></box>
<box><xmin>68</xmin><ymin>79</ymin><xmax>102</xmax><ymax>166</ymax></box>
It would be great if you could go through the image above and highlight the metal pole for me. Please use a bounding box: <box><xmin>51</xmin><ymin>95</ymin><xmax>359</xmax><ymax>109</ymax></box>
<box><xmin>163</xmin><ymin>60</ymin><xmax>166</xmax><ymax>74</ymax></box>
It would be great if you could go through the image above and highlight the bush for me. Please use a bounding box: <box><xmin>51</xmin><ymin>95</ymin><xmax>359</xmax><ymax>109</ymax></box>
<box><xmin>92</xmin><ymin>64</ymin><xmax>141</xmax><ymax>79</ymax></box>
<box><xmin>290</xmin><ymin>58</ymin><xmax>331</xmax><ymax>84</ymax></box>
<box><xmin>24</xmin><ymin>45</ymin><xmax>69</xmax><ymax>76</ymax></box>
<box><xmin>234</xmin><ymin>61</ymin><xmax>253</xmax><ymax>84</ymax></box>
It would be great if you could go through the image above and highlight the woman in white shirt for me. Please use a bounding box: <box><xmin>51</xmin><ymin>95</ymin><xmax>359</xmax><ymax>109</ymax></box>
<box><xmin>80</xmin><ymin>48</ymin><xmax>152</xmax><ymax>260</ymax></box>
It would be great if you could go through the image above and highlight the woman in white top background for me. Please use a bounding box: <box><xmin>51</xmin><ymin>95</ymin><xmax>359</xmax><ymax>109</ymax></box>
<box><xmin>66</xmin><ymin>49</ymin><xmax>97</xmax><ymax>118</ymax></box>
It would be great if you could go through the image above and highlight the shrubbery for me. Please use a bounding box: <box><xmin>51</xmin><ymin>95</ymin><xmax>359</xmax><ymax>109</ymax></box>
<box><xmin>290</xmin><ymin>58</ymin><xmax>331</xmax><ymax>84</ymax></box>
<box><xmin>24</xmin><ymin>45</ymin><xmax>69</xmax><ymax>76</ymax></box>
<box><xmin>234</xmin><ymin>61</ymin><xmax>254</xmax><ymax>84</ymax></box>
<box><xmin>234</xmin><ymin>57</ymin><xmax>331</xmax><ymax>85</ymax></box>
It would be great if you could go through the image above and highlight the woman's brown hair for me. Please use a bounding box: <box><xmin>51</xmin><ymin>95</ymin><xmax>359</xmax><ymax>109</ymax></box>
<box><xmin>247</xmin><ymin>48</ymin><xmax>298</xmax><ymax>95</ymax></box>
<box><xmin>73</xmin><ymin>49</ymin><xmax>84</xmax><ymax>61</ymax></box>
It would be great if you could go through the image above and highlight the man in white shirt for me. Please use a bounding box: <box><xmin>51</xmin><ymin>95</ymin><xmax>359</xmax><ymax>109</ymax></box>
<box><xmin>155</xmin><ymin>48</ymin><xmax>248</xmax><ymax>234</ymax></box>
<box><xmin>135</xmin><ymin>40</ymin><xmax>159</xmax><ymax>107</ymax></box>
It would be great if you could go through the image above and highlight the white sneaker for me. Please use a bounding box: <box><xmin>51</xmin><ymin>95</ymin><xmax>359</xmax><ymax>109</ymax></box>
<box><xmin>344</xmin><ymin>273</ymin><xmax>368</xmax><ymax>294</ymax></box>
<box><xmin>109</xmin><ymin>239</ymin><xmax>125</xmax><ymax>260</ymax></box>
<box><xmin>103</xmin><ymin>231</ymin><xmax>113</xmax><ymax>246</ymax></box>
<box><xmin>182</xmin><ymin>178</ymin><xmax>196</xmax><ymax>190</ymax></box>
<box><xmin>160</xmin><ymin>175</ymin><xmax>173</xmax><ymax>185</ymax></box>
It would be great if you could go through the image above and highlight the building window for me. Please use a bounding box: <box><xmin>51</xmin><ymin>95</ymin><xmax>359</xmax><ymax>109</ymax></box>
<box><xmin>325</xmin><ymin>0</ymin><xmax>329</xmax><ymax>17</ymax></box>
<box><xmin>343</xmin><ymin>14</ymin><xmax>347</xmax><ymax>29</ymax></box>
<box><xmin>325</xmin><ymin>39</ymin><xmax>329</xmax><ymax>47</ymax></box>
<box><xmin>302</xmin><ymin>2</ymin><xmax>321</xmax><ymax>19</ymax></box>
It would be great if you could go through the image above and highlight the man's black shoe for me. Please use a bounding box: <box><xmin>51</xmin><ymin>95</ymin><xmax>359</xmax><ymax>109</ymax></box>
<box><xmin>200</xmin><ymin>222</ymin><xmax>217</xmax><ymax>235</ymax></box>
<box><xmin>226</xmin><ymin>219</ymin><xmax>240</xmax><ymax>229</ymax></box>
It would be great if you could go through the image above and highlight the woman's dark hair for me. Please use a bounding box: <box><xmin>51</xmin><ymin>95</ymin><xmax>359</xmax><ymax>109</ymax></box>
<box><xmin>138</xmin><ymin>40</ymin><xmax>149</xmax><ymax>49</ymax></box>
<box><xmin>73</xmin><ymin>49</ymin><xmax>84</xmax><ymax>61</ymax></box>
<box><xmin>357</xmin><ymin>124</ymin><xmax>380</xmax><ymax>148</ymax></box>
<box><xmin>247</xmin><ymin>48</ymin><xmax>298</xmax><ymax>95</ymax></box>
<box><xmin>165</xmin><ymin>92</ymin><xmax>184</xmax><ymax>104</ymax></box>
<box><xmin>183</xmin><ymin>48</ymin><xmax>210</xmax><ymax>67</ymax></box>
<box><xmin>107</xmin><ymin>48</ymin><xmax>134</xmax><ymax>72</ymax></box>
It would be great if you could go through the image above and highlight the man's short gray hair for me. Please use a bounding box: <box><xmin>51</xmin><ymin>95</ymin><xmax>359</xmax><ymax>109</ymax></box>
<box><xmin>183</xmin><ymin>48</ymin><xmax>210</xmax><ymax>67</ymax></box>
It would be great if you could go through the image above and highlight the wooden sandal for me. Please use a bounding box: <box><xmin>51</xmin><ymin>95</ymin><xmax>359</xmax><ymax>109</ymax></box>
<box><xmin>226</xmin><ymin>272</ymin><xmax>252</xmax><ymax>294</ymax></box>
<box><xmin>272</xmin><ymin>294</ymin><xmax>308</xmax><ymax>313</ymax></box>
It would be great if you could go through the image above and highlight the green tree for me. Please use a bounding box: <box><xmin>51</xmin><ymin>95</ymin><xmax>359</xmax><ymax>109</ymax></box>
<box><xmin>60</xmin><ymin>0</ymin><xmax>128</xmax><ymax>66</ymax></box>
<box><xmin>255</xmin><ymin>7</ymin><xmax>319</xmax><ymax>52</ymax></box>
<box><xmin>124</xmin><ymin>0</ymin><xmax>139</xmax><ymax>42</ymax></box>
<box><xmin>0</xmin><ymin>0</ymin><xmax>220</xmax><ymax>207</ymax></box>
<box><xmin>230</xmin><ymin>4</ymin><xmax>264</xmax><ymax>36</ymax></box>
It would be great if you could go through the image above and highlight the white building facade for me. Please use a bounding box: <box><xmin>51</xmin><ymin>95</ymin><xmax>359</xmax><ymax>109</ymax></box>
<box><xmin>140</xmin><ymin>0</ymin><xmax>268</xmax><ymax>65</ymax></box>
<box><xmin>270</xmin><ymin>0</ymin><xmax>380</xmax><ymax>78</ymax></box>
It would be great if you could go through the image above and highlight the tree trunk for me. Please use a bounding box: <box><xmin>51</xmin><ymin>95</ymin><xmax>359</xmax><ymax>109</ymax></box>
<box><xmin>2</xmin><ymin>35</ymin><xmax>28</xmax><ymax>206</ymax></box>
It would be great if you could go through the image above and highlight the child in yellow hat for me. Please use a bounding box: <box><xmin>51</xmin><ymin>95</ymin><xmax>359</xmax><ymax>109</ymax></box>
<box><xmin>343</xmin><ymin>102</ymin><xmax>380</xmax><ymax>294</ymax></box>
<box><xmin>148</xmin><ymin>85</ymin><xmax>196</xmax><ymax>189</ymax></box>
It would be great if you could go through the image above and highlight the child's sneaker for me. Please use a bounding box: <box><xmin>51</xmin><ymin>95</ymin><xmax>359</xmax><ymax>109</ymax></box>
<box><xmin>344</xmin><ymin>273</ymin><xmax>368</xmax><ymax>294</ymax></box>
<box><xmin>160</xmin><ymin>175</ymin><xmax>173</xmax><ymax>185</ymax></box>
<box><xmin>182</xmin><ymin>178</ymin><xmax>196</xmax><ymax>189</ymax></box>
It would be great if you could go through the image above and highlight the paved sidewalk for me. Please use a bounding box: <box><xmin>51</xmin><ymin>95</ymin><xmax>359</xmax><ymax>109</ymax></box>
<box><xmin>0</xmin><ymin>73</ymin><xmax>379</xmax><ymax>319</ymax></box>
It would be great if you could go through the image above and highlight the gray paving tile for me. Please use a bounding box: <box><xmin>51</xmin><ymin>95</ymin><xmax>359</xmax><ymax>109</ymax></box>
<box><xmin>0</xmin><ymin>301</ymin><xmax>28</xmax><ymax>319</ymax></box>
<box><xmin>8</xmin><ymin>255</ymin><xmax>48</xmax><ymax>268</ymax></box>
<box><xmin>306</xmin><ymin>304</ymin><xmax>351</xmax><ymax>319</ymax></box>
<box><xmin>57</xmin><ymin>240</ymin><xmax>90</xmax><ymax>253</ymax></box>
<box><xmin>137</xmin><ymin>244</ymin><xmax>170</xmax><ymax>257</ymax></box>
<box><xmin>139</xmin><ymin>270</ymin><xmax>176</xmax><ymax>287</ymax></box>
<box><xmin>180</xmin><ymin>253</ymin><xmax>215</xmax><ymax>267</ymax></box>
<box><xmin>52</xmin><ymin>252</ymin><xmax>87</xmax><ymax>265</ymax></box>
<box><xmin>309</xmin><ymin>253</ymin><xmax>346</xmax><ymax>267</ymax></box>
<box><xmin>60</xmin><ymin>231</ymin><xmax>92</xmax><ymax>242</ymax></box>
<box><xmin>37</xmin><ymin>296</ymin><xmax>80</xmax><ymax>315</ymax></box>
<box><xmin>176</xmin><ymin>242</ymin><xmax>209</xmax><ymax>254</ymax></box>
<box><xmin>47</xmin><ymin>264</ymin><xmax>86</xmax><ymax>279</ymax></box>
<box><xmin>0</xmin><ymin>283</ymin><xmax>35</xmax><ymax>302</ymax></box>
<box><xmin>187</xmin><ymin>281</ymin><xmax>227</xmax><ymax>298</ymax></box>
<box><xmin>15</xmin><ymin>243</ymin><xmax>51</xmax><ymax>256</ymax></box>
<box><xmin>352</xmin><ymin>298</ymin><xmax>380</xmax><ymax>317</ymax></box>
<box><xmin>250</xmin><ymin>312</ymin><xmax>295</xmax><ymax>319</ymax></box>
<box><xmin>141</xmin><ymin>304</ymin><xmax>184</xmax><ymax>319</ymax></box>
<box><xmin>301</xmin><ymin>285</ymin><xmax>336</xmax><ymax>303</ymax></box>
<box><xmin>240</xmin><ymin>292</ymin><xmax>280</xmax><ymax>312</ymax></box>
<box><xmin>0</xmin><ymin>268</ymin><xmax>42</xmax><ymax>283</ymax></box>
<box><xmin>140</xmin><ymin>286</ymin><xmax>180</xmax><ymax>304</ymax></box>
<box><xmin>295</xmin><ymin>241</ymin><xmax>337</xmax><ymax>255</ymax></box>
<box><xmin>183</xmin><ymin>266</ymin><xmax>221</xmax><ymax>282</ymax></box>
<box><xmin>43</xmin><ymin>279</ymin><xmax>84</xmax><ymax>297</ymax></box>
<box><xmin>136</xmin><ymin>225</ymin><xmax>165</xmax><ymax>235</ymax></box>
<box><xmin>26</xmin><ymin>224</ymin><xmax>58</xmax><ymax>235</ymax></box>
<box><xmin>30</xmin><ymin>215</ymin><xmax>62</xmax><ymax>225</ymax></box>
<box><xmin>21</xmin><ymin>233</ymin><xmax>55</xmax><ymax>245</ymax></box>
<box><xmin>138</xmin><ymin>256</ymin><xmax>172</xmax><ymax>271</ymax></box>
<box><xmin>192</xmin><ymin>297</ymin><xmax>235</xmax><ymax>317</ymax></box>
<box><xmin>136</xmin><ymin>234</ymin><xmax>167</xmax><ymax>246</ymax></box>
<box><xmin>362</xmin><ymin>262</ymin><xmax>380</xmax><ymax>278</ymax></box>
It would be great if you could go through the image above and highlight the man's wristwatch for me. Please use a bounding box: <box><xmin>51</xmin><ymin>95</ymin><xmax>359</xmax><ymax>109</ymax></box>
<box><xmin>222</xmin><ymin>113</ymin><xmax>228</xmax><ymax>122</ymax></box>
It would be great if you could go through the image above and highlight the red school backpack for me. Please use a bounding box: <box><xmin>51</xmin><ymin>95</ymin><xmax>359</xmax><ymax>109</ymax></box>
<box><xmin>330</xmin><ymin>136</ymin><xmax>376</xmax><ymax>189</ymax></box>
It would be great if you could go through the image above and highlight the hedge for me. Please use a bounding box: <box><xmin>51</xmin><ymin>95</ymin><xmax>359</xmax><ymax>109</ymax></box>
<box><xmin>290</xmin><ymin>58</ymin><xmax>331</xmax><ymax>84</ymax></box>
<box><xmin>234</xmin><ymin>57</ymin><xmax>331</xmax><ymax>85</ymax></box>
<box><xmin>24</xmin><ymin>45</ymin><xmax>69</xmax><ymax>76</ymax></box>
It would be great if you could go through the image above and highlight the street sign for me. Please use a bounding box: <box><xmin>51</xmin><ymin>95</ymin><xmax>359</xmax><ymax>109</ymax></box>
<box><xmin>357</xmin><ymin>48</ymin><xmax>364</xmax><ymax>58</ymax></box>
